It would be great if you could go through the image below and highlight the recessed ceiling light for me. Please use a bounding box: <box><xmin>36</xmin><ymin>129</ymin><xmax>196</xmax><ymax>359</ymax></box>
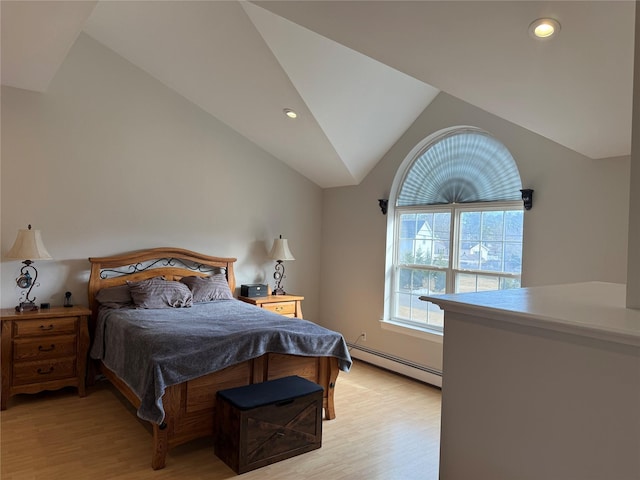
<box><xmin>283</xmin><ymin>108</ymin><xmax>297</xmax><ymax>119</ymax></box>
<box><xmin>529</xmin><ymin>18</ymin><xmax>561</xmax><ymax>39</ymax></box>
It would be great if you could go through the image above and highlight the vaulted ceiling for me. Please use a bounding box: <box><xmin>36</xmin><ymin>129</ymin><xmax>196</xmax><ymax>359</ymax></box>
<box><xmin>1</xmin><ymin>1</ymin><xmax>635</xmax><ymax>188</ymax></box>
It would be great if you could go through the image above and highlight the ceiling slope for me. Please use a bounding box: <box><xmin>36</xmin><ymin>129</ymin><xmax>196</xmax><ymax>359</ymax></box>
<box><xmin>1</xmin><ymin>0</ymin><xmax>97</xmax><ymax>92</ymax></box>
<box><xmin>82</xmin><ymin>0</ymin><xmax>357</xmax><ymax>187</ymax></box>
<box><xmin>2</xmin><ymin>1</ymin><xmax>635</xmax><ymax>188</ymax></box>
<box><xmin>242</xmin><ymin>1</ymin><xmax>439</xmax><ymax>183</ymax></box>
<box><xmin>256</xmin><ymin>0</ymin><xmax>635</xmax><ymax>161</ymax></box>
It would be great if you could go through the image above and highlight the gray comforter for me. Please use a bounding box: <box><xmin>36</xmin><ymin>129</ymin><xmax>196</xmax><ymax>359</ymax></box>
<box><xmin>90</xmin><ymin>299</ymin><xmax>352</xmax><ymax>424</ymax></box>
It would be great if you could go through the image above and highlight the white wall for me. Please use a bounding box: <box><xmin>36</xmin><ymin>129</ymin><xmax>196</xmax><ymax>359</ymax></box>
<box><xmin>1</xmin><ymin>33</ymin><xmax>323</xmax><ymax>319</ymax></box>
<box><xmin>320</xmin><ymin>91</ymin><xmax>631</xmax><ymax>377</ymax></box>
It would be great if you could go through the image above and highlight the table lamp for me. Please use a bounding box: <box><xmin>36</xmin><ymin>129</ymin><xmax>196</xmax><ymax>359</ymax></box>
<box><xmin>269</xmin><ymin>235</ymin><xmax>295</xmax><ymax>295</ymax></box>
<box><xmin>6</xmin><ymin>224</ymin><xmax>53</xmax><ymax>312</ymax></box>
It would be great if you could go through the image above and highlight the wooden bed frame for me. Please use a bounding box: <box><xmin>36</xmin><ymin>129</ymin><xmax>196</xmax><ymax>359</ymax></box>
<box><xmin>87</xmin><ymin>247</ymin><xmax>340</xmax><ymax>470</ymax></box>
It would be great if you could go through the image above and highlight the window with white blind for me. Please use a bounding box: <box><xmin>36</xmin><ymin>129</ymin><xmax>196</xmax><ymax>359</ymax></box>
<box><xmin>384</xmin><ymin>126</ymin><xmax>524</xmax><ymax>335</ymax></box>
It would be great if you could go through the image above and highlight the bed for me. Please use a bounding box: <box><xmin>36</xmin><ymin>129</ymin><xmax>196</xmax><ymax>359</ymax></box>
<box><xmin>87</xmin><ymin>247</ymin><xmax>351</xmax><ymax>470</ymax></box>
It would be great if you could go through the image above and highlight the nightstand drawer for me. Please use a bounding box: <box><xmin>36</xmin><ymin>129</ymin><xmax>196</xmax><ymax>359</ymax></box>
<box><xmin>13</xmin><ymin>358</ymin><xmax>76</xmax><ymax>386</ymax></box>
<box><xmin>13</xmin><ymin>335</ymin><xmax>77</xmax><ymax>361</ymax></box>
<box><xmin>238</xmin><ymin>295</ymin><xmax>304</xmax><ymax>319</ymax></box>
<box><xmin>263</xmin><ymin>302</ymin><xmax>296</xmax><ymax>316</ymax></box>
<box><xmin>14</xmin><ymin>317</ymin><xmax>77</xmax><ymax>337</ymax></box>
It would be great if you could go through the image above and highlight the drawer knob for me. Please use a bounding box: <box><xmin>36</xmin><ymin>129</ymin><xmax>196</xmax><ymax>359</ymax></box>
<box><xmin>37</xmin><ymin>366</ymin><xmax>54</xmax><ymax>375</ymax></box>
<box><xmin>39</xmin><ymin>324</ymin><xmax>54</xmax><ymax>331</ymax></box>
<box><xmin>38</xmin><ymin>344</ymin><xmax>55</xmax><ymax>352</ymax></box>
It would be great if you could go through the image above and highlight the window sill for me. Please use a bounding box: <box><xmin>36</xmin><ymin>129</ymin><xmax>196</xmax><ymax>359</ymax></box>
<box><xmin>380</xmin><ymin>319</ymin><xmax>444</xmax><ymax>344</ymax></box>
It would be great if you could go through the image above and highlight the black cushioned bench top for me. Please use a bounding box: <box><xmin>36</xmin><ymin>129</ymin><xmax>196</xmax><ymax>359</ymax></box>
<box><xmin>217</xmin><ymin>375</ymin><xmax>324</xmax><ymax>410</ymax></box>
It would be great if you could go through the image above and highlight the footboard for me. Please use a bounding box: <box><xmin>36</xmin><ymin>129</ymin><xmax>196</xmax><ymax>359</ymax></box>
<box><xmin>100</xmin><ymin>353</ymin><xmax>339</xmax><ymax>470</ymax></box>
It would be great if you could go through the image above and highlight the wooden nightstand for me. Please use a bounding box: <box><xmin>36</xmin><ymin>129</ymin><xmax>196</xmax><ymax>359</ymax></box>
<box><xmin>0</xmin><ymin>305</ymin><xmax>91</xmax><ymax>410</ymax></box>
<box><xmin>238</xmin><ymin>295</ymin><xmax>304</xmax><ymax>319</ymax></box>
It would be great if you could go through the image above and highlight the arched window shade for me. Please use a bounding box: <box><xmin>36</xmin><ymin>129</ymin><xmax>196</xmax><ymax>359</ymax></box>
<box><xmin>397</xmin><ymin>128</ymin><xmax>522</xmax><ymax>206</ymax></box>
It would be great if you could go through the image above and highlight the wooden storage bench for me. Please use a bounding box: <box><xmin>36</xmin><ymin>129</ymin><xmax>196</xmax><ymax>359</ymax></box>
<box><xmin>214</xmin><ymin>375</ymin><xmax>323</xmax><ymax>474</ymax></box>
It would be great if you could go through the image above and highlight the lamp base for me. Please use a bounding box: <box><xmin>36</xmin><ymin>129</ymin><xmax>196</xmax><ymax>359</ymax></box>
<box><xmin>272</xmin><ymin>287</ymin><xmax>287</xmax><ymax>296</ymax></box>
<box><xmin>15</xmin><ymin>301</ymin><xmax>39</xmax><ymax>313</ymax></box>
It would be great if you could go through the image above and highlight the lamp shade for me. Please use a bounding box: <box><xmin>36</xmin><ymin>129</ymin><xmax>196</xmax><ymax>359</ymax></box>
<box><xmin>6</xmin><ymin>225</ymin><xmax>52</xmax><ymax>260</ymax></box>
<box><xmin>269</xmin><ymin>236</ymin><xmax>295</xmax><ymax>261</ymax></box>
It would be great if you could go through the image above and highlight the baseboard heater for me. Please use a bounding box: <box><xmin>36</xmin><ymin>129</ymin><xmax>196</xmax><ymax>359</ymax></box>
<box><xmin>347</xmin><ymin>343</ymin><xmax>442</xmax><ymax>388</ymax></box>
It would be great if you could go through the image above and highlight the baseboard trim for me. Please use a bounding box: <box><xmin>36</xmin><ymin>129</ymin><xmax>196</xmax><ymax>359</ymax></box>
<box><xmin>347</xmin><ymin>343</ymin><xmax>442</xmax><ymax>388</ymax></box>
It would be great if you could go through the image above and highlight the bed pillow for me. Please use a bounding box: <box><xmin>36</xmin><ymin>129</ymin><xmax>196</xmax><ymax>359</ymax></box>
<box><xmin>95</xmin><ymin>284</ymin><xmax>134</xmax><ymax>309</ymax></box>
<box><xmin>180</xmin><ymin>274</ymin><xmax>233</xmax><ymax>302</ymax></box>
<box><xmin>127</xmin><ymin>277</ymin><xmax>193</xmax><ymax>308</ymax></box>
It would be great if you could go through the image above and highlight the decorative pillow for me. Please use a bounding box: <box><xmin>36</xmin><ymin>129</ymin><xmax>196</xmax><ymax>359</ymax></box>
<box><xmin>95</xmin><ymin>284</ymin><xmax>134</xmax><ymax>309</ymax></box>
<box><xmin>180</xmin><ymin>274</ymin><xmax>233</xmax><ymax>302</ymax></box>
<box><xmin>127</xmin><ymin>277</ymin><xmax>193</xmax><ymax>308</ymax></box>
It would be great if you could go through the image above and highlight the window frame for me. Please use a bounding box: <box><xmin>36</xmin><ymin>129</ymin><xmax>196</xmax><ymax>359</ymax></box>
<box><xmin>389</xmin><ymin>201</ymin><xmax>523</xmax><ymax>334</ymax></box>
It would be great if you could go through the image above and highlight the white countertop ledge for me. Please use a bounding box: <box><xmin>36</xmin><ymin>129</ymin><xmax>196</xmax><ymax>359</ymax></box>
<box><xmin>420</xmin><ymin>282</ymin><xmax>640</xmax><ymax>347</ymax></box>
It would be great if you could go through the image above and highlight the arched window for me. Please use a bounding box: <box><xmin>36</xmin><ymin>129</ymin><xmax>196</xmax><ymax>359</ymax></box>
<box><xmin>383</xmin><ymin>126</ymin><xmax>524</xmax><ymax>335</ymax></box>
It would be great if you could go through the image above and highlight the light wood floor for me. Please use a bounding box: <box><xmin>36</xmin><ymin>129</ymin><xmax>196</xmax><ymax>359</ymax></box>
<box><xmin>1</xmin><ymin>360</ymin><xmax>441</xmax><ymax>479</ymax></box>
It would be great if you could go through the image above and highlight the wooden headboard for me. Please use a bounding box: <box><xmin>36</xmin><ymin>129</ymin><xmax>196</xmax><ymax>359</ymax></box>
<box><xmin>88</xmin><ymin>247</ymin><xmax>237</xmax><ymax>322</ymax></box>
